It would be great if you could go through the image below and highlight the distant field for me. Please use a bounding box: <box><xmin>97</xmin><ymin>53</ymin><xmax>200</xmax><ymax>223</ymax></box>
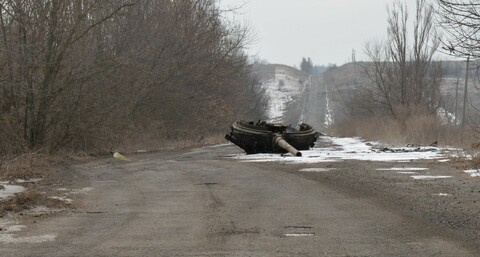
<box><xmin>253</xmin><ymin>60</ymin><xmax>480</xmax><ymax>130</ymax></box>
<box><xmin>323</xmin><ymin>61</ymin><xmax>480</xmax><ymax>124</ymax></box>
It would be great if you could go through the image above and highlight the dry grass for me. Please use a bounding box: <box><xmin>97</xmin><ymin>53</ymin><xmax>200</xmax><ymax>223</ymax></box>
<box><xmin>328</xmin><ymin>114</ymin><xmax>476</xmax><ymax>148</ymax></box>
<box><xmin>469</xmin><ymin>155</ymin><xmax>480</xmax><ymax>169</ymax></box>
<box><xmin>445</xmin><ymin>155</ymin><xmax>472</xmax><ymax>169</ymax></box>
<box><xmin>0</xmin><ymin>153</ymin><xmax>76</xmax><ymax>217</ymax></box>
<box><xmin>0</xmin><ymin>153</ymin><xmax>62</xmax><ymax>181</ymax></box>
<box><xmin>327</xmin><ymin>117</ymin><xmax>406</xmax><ymax>145</ymax></box>
<box><xmin>0</xmin><ymin>190</ymin><xmax>68</xmax><ymax>216</ymax></box>
<box><xmin>329</xmin><ymin>114</ymin><xmax>480</xmax><ymax>171</ymax></box>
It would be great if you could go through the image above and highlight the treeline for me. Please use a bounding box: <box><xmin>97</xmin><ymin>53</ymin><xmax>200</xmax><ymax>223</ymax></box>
<box><xmin>0</xmin><ymin>0</ymin><xmax>265</xmax><ymax>155</ymax></box>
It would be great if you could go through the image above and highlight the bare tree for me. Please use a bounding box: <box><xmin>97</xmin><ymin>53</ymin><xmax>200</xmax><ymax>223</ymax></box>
<box><xmin>434</xmin><ymin>1</ymin><xmax>480</xmax><ymax>136</ymax></box>
<box><xmin>0</xmin><ymin>0</ymin><xmax>265</xmax><ymax>154</ymax></box>
<box><xmin>435</xmin><ymin>0</ymin><xmax>480</xmax><ymax>59</ymax></box>
<box><xmin>358</xmin><ymin>0</ymin><xmax>443</xmax><ymax>119</ymax></box>
<box><xmin>0</xmin><ymin>0</ymin><xmax>135</xmax><ymax>149</ymax></box>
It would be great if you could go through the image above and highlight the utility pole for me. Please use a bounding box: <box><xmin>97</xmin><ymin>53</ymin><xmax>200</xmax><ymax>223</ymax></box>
<box><xmin>454</xmin><ymin>77</ymin><xmax>459</xmax><ymax>125</ymax></box>
<box><xmin>462</xmin><ymin>55</ymin><xmax>470</xmax><ymax>128</ymax></box>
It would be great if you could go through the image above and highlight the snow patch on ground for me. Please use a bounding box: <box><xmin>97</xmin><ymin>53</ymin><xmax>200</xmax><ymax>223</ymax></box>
<box><xmin>0</xmin><ymin>182</ymin><xmax>25</xmax><ymax>200</ymax></box>
<box><xmin>22</xmin><ymin>206</ymin><xmax>64</xmax><ymax>216</ymax></box>
<box><xmin>464</xmin><ymin>169</ymin><xmax>480</xmax><ymax>177</ymax></box>
<box><xmin>231</xmin><ymin>136</ymin><xmax>443</xmax><ymax>164</ymax></box>
<box><xmin>411</xmin><ymin>175</ymin><xmax>452</xmax><ymax>180</ymax></box>
<box><xmin>49</xmin><ymin>196</ymin><xmax>72</xmax><ymax>204</ymax></box>
<box><xmin>70</xmin><ymin>187</ymin><xmax>93</xmax><ymax>194</ymax></box>
<box><xmin>376</xmin><ymin>167</ymin><xmax>429</xmax><ymax>171</ymax></box>
<box><xmin>298</xmin><ymin>168</ymin><xmax>336</xmax><ymax>172</ymax></box>
<box><xmin>437</xmin><ymin>159</ymin><xmax>451</xmax><ymax>163</ymax></box>
<box><xmin>284</xmin><ymin>233</ymin><xmax>315</xmax><ymax>237</ymax></box>
<box><xmin>437</xmin><ymin>107</ymin><xmax>457</xmax><ymax>125</ymax></box>
<box><xmin>0</xmin><ymin>218</ymin><xmax>56</xmax><ymax>244</ymax></box>
<box><xmin>434</xmin><ymin>193</ymin><xmax>451</xmax><ymax>196</ymax></box>
<box><xmin>15</xmin><ymin>179</ymin><xmax>42</xmax><ymax>183</ymax></box>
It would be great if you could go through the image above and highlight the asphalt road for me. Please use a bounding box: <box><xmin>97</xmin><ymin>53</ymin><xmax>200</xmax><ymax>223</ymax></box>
<box><xmin>1</xmin><ymin>145</ymin><xmax>478</xmax><ymax>257</ymax></box>
<box><xmin>303</xmin><ymin>74</ymin><xmax>327</xmax><ymax>131</ymax></box>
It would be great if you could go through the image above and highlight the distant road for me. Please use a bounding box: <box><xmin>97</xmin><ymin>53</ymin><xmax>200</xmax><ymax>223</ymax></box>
<box><xmin>1</xmin><ymin>145</ymin><xmax>477</xmax><ymax>256</ymax></box>
<box><xmin>303</xmin><ymin>74</ymin><xmax>327</xmax><ymax>132</ymax></box>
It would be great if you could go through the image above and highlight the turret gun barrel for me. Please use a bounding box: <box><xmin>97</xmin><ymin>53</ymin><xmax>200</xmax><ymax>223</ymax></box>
<box><xmin>273</xmin><ymin>134</ymin><xmax>302</xmax><ymax>157</ymax></box>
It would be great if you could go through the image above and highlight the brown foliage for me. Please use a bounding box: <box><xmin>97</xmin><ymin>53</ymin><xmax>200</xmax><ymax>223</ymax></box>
<box><xmin>0</xmin><ymin>152</ymin><xmax>59</xmax><ymax>181</ymax></box>
<box><xmin>354</xmin><ymin>0</ymin><xmax>442</xmax><ymax>119</ymax></box>
<box><xmin>471</xmin><ymin>141</ymin><xmax>480</xmax><ymax>149</ymax></box>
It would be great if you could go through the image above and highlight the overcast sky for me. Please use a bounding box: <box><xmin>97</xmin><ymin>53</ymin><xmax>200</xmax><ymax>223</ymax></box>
<box><xmin>219</xmin><ymin>0</ymin><xmax>419</xmax><ymax>67</ymax></box>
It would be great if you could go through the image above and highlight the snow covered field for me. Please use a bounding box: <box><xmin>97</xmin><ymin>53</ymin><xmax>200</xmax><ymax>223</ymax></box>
<box><xmin>260</xmin><ymin>66</ymin><xmax>307</xmax><ymax>123</ymax></box>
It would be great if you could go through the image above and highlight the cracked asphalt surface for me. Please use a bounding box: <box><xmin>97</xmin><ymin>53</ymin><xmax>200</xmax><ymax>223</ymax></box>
<box><xmin>0</xmin><ymin>144</ymin><xmax>479</xmax><ymax>257</ymax></box>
